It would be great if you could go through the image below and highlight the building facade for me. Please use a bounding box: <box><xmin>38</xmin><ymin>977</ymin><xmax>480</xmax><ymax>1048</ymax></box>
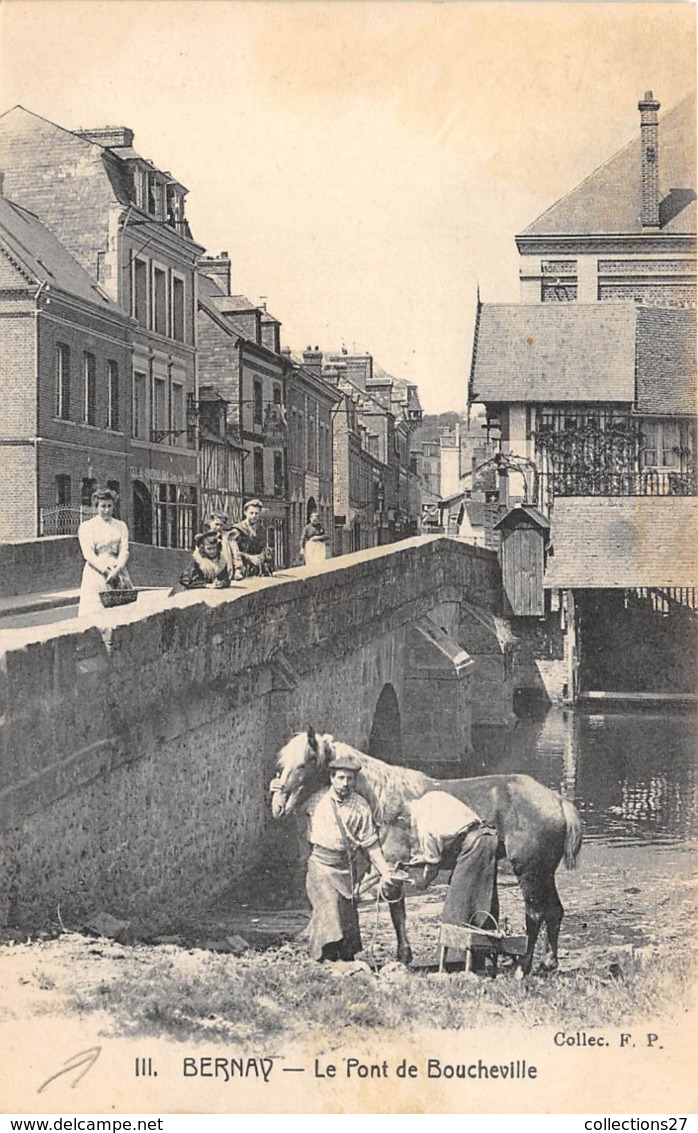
<box><xmin>0</xmin><ymin>108</ymin><xmax>204</xmax><ymax>548</ymax></box>
<box><xmin>469</xmin><ymin>90</ymin><xmax>697</xmax><ymax>700</ymax></box>
<box><xmin>0</xmin><ymin>195</ymin><xmax>134</xmax><ymax>540</ymax></box>
<box><xmin>196</xmin><ymin>257</ymin><xmax>291</xmax><ymax>565</ymax></box>
<box><xmin>286</xmin><ymin>358</ymin><xmax>338</xmax><ymax>564</ymax></box>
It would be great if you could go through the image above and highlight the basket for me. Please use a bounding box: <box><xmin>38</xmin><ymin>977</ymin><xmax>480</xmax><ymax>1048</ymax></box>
<box><xmin>99</xmin><ymin>588</ymin><xmax>138</xmax><ymax>609</ymax></box>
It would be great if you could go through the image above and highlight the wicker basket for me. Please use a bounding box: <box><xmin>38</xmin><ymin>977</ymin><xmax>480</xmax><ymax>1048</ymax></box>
<box><xmin>99</xmin><ymin>589</ymin><xmax>138</xmax><ymax>609</ymax></box>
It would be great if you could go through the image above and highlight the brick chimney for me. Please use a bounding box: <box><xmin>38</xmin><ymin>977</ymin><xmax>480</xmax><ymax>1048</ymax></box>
<box><xmin>302</xmin><ymin>346</ymin><xmax>324</xmax><ymax>373</ymax></box>
<box><xmin>638</xmin><ymin>91</ymin><xmax>661</xmax><ymax>229</ymax></box>
<box><xmin>198</xmin><ymin>252</ymin><xmax>232</xmax><ymax>296</ymax></box>
<box><xmin>76</xmin><ymin>126</ymin><xmax>135</xmax><ymax>149</ymax></box>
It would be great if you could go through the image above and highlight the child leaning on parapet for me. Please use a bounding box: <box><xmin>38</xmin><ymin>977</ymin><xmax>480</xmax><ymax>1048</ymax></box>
<box><xmin>169</xmin><ymin>529</ymin><xmax>233</xmax><ymax>595</ymax></box>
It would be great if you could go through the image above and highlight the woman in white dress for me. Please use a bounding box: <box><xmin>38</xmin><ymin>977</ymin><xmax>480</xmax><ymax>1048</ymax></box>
<box><xmin>77</xmin><ymin>488</ymin><xmax>132</xmax><ymax>618</ymax></box>
<box><xmin>300</xmin><ymin>510</ymin><xmax>329</xmax><ymax>567</ymax></box>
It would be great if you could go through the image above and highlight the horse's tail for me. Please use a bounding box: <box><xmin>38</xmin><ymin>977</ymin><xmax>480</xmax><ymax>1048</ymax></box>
<box><xmin>561</xmin><ymin>798</ymin><xmax>583</xmax><ymax>870</ymax></box>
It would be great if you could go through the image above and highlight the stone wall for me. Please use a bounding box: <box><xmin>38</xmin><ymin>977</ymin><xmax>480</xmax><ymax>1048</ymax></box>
<box><xmin>0</xmin><ymin>536</ymin><xmax>192</xmax><ymax>598</ymax></box>
<box><xmin>0</xmin><ymin>536</ymin><xmax>502</xmax><ymax>927</ymax></box>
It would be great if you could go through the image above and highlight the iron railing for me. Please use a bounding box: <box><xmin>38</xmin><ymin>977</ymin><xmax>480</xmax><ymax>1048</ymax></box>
<box><xmin>39</xmin><ymin>505</ymin><xmax>92</xmax><ymax>536</ymax></box>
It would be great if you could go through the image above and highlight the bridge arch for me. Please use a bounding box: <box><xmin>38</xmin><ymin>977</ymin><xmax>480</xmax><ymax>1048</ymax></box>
<box><xmin>368</xmin><ymin>682</ymin><xmax>402</xmax><ymax>763</ymax></box>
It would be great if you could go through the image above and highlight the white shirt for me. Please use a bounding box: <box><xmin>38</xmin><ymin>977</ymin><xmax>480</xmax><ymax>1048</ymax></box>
<box><xmin>306</xmin><ymin>788</ymin><xmax>379</xmax><ymax>852</ymax></box>
<box><xmin>409</xmin><ymin>791</ymin><xmax>481</xmax><ymax>864</ymax></box>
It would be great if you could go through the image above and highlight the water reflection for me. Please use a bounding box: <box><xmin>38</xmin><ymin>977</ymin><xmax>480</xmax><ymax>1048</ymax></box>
<box><xmin>471</xmin><ymin>709</ymin><xmax>697</xmax><ymax>846</ymax></box>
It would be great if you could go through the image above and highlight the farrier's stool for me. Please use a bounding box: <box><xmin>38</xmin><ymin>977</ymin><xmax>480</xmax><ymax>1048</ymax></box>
<box><xmin>438</xmin><ymin>916</ymin><xmax>527</xmax><ymax>977</ymax></box>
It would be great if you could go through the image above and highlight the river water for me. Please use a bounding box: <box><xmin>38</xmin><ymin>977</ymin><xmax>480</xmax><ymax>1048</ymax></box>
<box><xmin>471</xmin><ymin>707</ymin><xmax>697</xmax><ymax>847</ymax></box>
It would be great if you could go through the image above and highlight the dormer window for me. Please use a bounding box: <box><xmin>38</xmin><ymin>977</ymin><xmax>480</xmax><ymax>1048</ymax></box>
<box><xmin>166</xmin><ymin>186</ymin><xmax>185</xmax><ymax>230</ymax></box>
<box><xmin>147</xmin><ymin>171</ymin><xmax>163</xmax><ymax>218</ymax></box>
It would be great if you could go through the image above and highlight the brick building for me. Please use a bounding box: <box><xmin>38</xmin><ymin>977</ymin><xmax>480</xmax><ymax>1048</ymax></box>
<box><xmin>0</xmin><ymin>194</ymin><xmax>133</xmax><ymax>539</ymax></box>
<box><xmin>0</xmin><ymin>108</ymin><xmax>204</xmax><ymax>548</ymax></box>
<box><xmin>196</xmin><ymin>259</ymin><xmax>289</xmax><ymax>564</ymax></box>
<box><xmin>285</xmin><ymin>349</ymin><xmax>338</xmax><ymax>564</ymax></box>
<box><xmin>321</xmin><ymin>349</ymin><xmax>423</xmax><ymax>545</ymax></box>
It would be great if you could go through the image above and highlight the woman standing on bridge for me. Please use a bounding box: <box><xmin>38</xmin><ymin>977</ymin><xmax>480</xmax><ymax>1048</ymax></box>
<box><xmin>77</xmin><ymin>488</ymin><xmax>133</xmax><ymax>618</ymax></box>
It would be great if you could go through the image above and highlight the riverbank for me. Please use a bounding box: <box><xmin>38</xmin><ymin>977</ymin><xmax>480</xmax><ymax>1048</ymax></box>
<box><xmin>1</xmin><ymin>841</ymin><xmax>695</xmax><ymax>1048</ymax></box>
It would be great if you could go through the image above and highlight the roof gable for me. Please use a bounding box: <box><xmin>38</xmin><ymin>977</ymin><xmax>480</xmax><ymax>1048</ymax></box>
<box><xmin>520</xmin><ymin>92</ymin><xmax>696</xmax><ymax>239</ymax></box>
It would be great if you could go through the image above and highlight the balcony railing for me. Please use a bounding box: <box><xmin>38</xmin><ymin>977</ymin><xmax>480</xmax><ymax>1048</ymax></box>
<box><xmin>540</xmin><ymin>468</ymin><xmax>696</xmax><ymax>499</ymax></box>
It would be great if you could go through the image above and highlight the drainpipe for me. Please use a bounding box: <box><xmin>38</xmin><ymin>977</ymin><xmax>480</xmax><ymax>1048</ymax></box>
<box><xmin>34</xmin><ymin>280</ymin><xmax>48</xmax><ymax>535</ymax></box>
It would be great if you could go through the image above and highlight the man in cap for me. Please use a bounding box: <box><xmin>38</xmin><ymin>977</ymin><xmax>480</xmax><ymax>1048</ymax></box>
<box><xmin>229</xmin><ymin>499</ymin><xmax>274</xmax><ymax>579</ymax></box>
<box><xmin>304</xmin><ymin>751</ymin><xmax>397</xmax><ymax>962</ymax></box>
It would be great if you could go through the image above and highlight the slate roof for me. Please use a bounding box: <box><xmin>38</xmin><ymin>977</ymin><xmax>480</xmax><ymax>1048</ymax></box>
<box><xmin>635</xmin><ymin>307</ymin><xmax>697</xmax><ymax>415</ymax></box>
<box><xmin>0</xmin><ymin>195</ymin><xmax>121</xmax><ymax>311</ymax></box>
<box><xmin>470</xmin><ymin>303</ymin><xmax>639</xmax><ymax>403</ymax></box>
<box><xmin>520</xmin><ymin>92</ymin><xmax>696</xmax><ymax>239</ymax></box>
<box><xmin>545</xmin><ymin>497</ymin><xmax>698</xmax><ymax>588</ymax></box>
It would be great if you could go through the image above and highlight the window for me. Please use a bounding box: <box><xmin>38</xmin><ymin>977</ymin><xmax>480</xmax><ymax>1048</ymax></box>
<box><xmin>81</xmin><ymin>478</ymin><xmax>96</xmax><ymax>507</ymax></box>
<box><xmin>133</xmin><ymin>370</ymin><xmax>147</xmax><ymax>439</ymax></box>
<box><xmin>273</xmin><ymin>452</ymin><xmax>284</xmax><ymax>498</ymax></box>
<box><xmin>166</xmin><ymin>186</ymin><xmax>183</xmax><ymax>229</ymax></box>
<box><xmin>172</xmin><ymin>383</ymin><xmax>185</xmax><ymax>444</ymax></box>
<box><xmin>272</xmin><ymin>384</ymin><xmax>282</xmax><ymax>405</ymax></box>
<box><xmin>147</xmin><ymin>172</ymin><xmax>162</xmax><ymax>218</ymax></box>
<box><xmin>107</xmin><ymin>361</ymin><xmax>120</xmax><ymax>430</ymax></box>
<box><xmin>253</xmin><ymin>448</ymin><xmax>264</xmax><ymax>496</ymax></box>
<box><xmin>307</xmin><ymin>414</ymin><xmax>317</xmax><ymax>472</ymax></box>
<box><xmin>83</xmin><ymin>353</ymin><xmax>96</xmax><ymax>425</ymax></box>
<box><xmin>154</xmin><ymin>484</ymin><xmax>197</xmax><ymax>548</ymax></box>
<box><xmin>153</xmin><ymin>267</ymin><xmax>167</xmax><ymax>335</ymax></box>
<box><xmin>55</xmin><ymin>344</ymin><xmax>70</xmax><ymax>419</ymax></box>
<box><xmin>55</xmin><ymin>474</ymin><xmax>71</xmax><ymax>506</ymax></box>
<box><xmin>253</xmin><ymin>380</ymin><xmax>263</xmax><ymax>427</ymax></box>
<box><xmin>152</xmin><ymin>376</ymin><xmax>167</xmax><ymax>438</ymax></box>
<box><xmin>106</xmin><ymin>480</ymin><xmax>121</xmax><ymax>518</ymax></box>
<box><xmin>640</xmin><ymin>421</ymin><xmax>679</xmax><ymax>469</ymax></box>
<box><xmin>367</xmin><ymin>435</ymin><xmax>379</xmax><ymax>459</ymax></box>
<box><xmin>172</xmin><ymin>276</ymin><xmax>185</xmax><ymax>342</ymax></box>
<box><xmin>133</xmin><ymin>259</ymin><xmax>148</xmax><ymax>326</ymax></box>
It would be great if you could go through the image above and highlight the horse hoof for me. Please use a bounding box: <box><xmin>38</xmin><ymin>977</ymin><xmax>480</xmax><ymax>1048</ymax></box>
<box><xmin>397</xmin><ymin>949</ymin><xmax>413</xmax><ymax>966</ymax></box>
<box><xmin>514</xmin><ymin>967</ymin><xmax>525</xmax><ymax>982</ymax></box>
<box><xmin>540</xmin><ymin>958</ymin><xmax>559</xmax><ymax>973</ymax></box>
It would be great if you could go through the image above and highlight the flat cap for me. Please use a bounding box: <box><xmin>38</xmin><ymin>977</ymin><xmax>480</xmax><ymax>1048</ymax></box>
<box><xmin>329</xmin><ymin>752</ymin><xmax>362</xmax><ymax>773</ymax></box>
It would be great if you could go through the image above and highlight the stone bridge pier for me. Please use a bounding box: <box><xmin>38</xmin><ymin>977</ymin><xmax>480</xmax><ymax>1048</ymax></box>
<box><xmin>0</xmin><ymin>536</ymin><xmax>505</xmax><ymax>927</ymax></box>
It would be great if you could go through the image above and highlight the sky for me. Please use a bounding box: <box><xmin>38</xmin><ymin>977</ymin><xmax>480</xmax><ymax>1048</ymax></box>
<box><xmin>0</xmin><ymin>1</ymin><xmax>695</xmax><ymax>413</ymax></box>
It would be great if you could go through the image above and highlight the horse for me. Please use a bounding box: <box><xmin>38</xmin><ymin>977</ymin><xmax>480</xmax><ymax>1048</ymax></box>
<box><xmin>269</xmin><ymin>727</ymin><xmax>583</xmax><ymax>975</ymax></box>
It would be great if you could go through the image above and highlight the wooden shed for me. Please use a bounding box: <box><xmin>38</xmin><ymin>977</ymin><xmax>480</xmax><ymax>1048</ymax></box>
<box><xmin>494</xmin><ymin>505</ymin><xmax>551</xmax><ymax>617</ymax></box>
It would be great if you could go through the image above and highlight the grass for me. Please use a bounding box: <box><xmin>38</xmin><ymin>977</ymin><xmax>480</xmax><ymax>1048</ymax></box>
<box><xmin>66</xmin><ymin>938</ymin><xmax>697</xmax><ymax>1046</ymax></box>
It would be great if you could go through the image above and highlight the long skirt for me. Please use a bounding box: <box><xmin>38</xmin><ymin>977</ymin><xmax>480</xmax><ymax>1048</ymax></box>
<box><xmin>442</xmin><ymin>824</ymin><xmax>499</xmax><ymax>929</ymax></box>
<box><xmin>303</xmin><ymin>539</ymin><xmax>327</xmax><ymax>567</ymax></box>
<box><xmin>305</xmin><ymin>855</ymin><xmax>362</xmax><ymax>961</ymax></box>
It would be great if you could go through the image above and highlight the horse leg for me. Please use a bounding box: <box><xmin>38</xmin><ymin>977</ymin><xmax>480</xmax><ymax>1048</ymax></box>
<box><xmin>540</xmin><ymin>880</ymin><xmax>564</xmax><ymax>972</ymax></box>
<box><xmin>513</xmin><ymin>871</ymin><xmax>547</xmax><ymax>976</ymax></box>
<box><xmin>386</xmin><ymin>887</ymin><xmax>413</xmax><ymax>966</ymax></box>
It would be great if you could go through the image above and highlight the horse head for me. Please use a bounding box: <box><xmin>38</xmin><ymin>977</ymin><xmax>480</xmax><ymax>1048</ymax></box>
<box><xmin>269</xmin><ymin>726</ymin><xmax>333</xmax><ymax>818</ymax></box>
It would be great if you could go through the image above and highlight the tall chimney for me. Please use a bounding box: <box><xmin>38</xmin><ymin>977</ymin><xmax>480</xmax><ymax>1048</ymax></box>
<box><xmin>302</xmin><ymin>346</ymin><xmax>324</xmax><ymax>373</ymax></box>
<box><xmin>198</xmin><ymin>252</ymin><xmax>231</xmax><ymax>296</ymax></box>
<box><xmin>638</xmin><ymin>91</ymin><xmax>661</xmax><ymax>229</ymax></box>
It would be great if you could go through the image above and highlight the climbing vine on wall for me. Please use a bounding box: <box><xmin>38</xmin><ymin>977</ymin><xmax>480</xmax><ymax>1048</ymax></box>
<box><xmin>534</xmin><ymin>417</ymin><xmax>641</xmax><ymax>497</ymax></box>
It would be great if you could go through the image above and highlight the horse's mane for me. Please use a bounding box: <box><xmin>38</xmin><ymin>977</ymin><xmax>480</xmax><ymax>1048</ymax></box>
<box><xmin>316</xmin><ymin>735</ymin><xmax>433</xmax><ymax>824</ymax></box>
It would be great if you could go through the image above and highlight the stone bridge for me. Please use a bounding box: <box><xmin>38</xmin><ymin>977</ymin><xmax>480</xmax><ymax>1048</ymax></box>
<box><xmin>0</xmin><ymin>536</ymin><xmax>511</xmax><ymax>927</ymax></box>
